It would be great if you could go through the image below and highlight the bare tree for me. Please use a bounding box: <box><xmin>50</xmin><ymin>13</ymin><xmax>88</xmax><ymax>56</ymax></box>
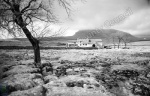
<box><xmin>112</xmin><ymin>36</ymin><xmax>117</xmax><ymax>49</ymax></box>
<box><xmin>111</xmin><ymin>31</ymin><xmax>124</xmax><ymax>49</ymax></box>
<box><xmin>121</xmin><ymin>34</ymin><xmax>130</xmax><ymax>48</ymax></box>
<box><xmin>0</xmin><ymin>0</ymin><xmax>74</xmax><ymax>66</ymax></box>
<box><xmin>116</xmin><ymin>36</ymin><xmax>123</xmax><ymax>49</ymax></box>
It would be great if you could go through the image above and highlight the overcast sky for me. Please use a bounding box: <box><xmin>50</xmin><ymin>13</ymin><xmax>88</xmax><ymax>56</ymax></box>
<box><xmin>1</xmin><ymin>0</ymin><xmax>149</xmax><ymax>39</ymax></box>
<box><xmin>53</xmin><ymin>0</ymin><xmax>150</xmax><ymax>36</ymax></box>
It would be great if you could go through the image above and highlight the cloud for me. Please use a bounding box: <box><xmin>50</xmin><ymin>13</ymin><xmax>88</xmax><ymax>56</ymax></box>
<box><xmin>55</xmin><ymin>0</ymin><xmax>150</xmax><ymax>35</ymax></box>
<box><xmin>113</xmin><ymin>7</ymin><xmax>150</xmax><ymax>35</ymax></box>
<box><xmin>2</xmin><ymin>0</ymin><xmax>149</xmax><ymax>38</ymax></box>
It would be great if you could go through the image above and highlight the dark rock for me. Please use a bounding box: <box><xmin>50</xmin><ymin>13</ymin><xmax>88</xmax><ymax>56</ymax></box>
<box><xmin>66</xmin><ymin>80</ymin><xmax>85</xmax><ymax>88</ymax></box>
<box><xmin>55</xmin><ymin>65</ymin><xmax>68</xmax><ymax>77</ymax></box>
<box><xmin>112</xmin><ymin>70</ymin><xmax>139</xmax><ymax>78</ymax></box>
<box><xmin>9</xmin><ymin>86</ymin><xmax>45</xmax><ymax>96</ymax></box>
<box><xmin>59</xmin><ymin>60</ymin><xmax>72</xmax><ymax>64</ymax></box>
<box><xmin>132</xmin><ymin>84</ymin><xmax>150</xmax><ymax>96</ymax></box>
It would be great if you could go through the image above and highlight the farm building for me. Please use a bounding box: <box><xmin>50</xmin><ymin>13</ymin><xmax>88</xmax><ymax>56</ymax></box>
<box><xmin>66</xmin><ymin>42</ymin><xmax>77</xmax><ymax>47</ymax></box>
<box><xmin>76</xmin><ymin>38</ymin><xmax>103</xmax><ymax>48</ymax></box>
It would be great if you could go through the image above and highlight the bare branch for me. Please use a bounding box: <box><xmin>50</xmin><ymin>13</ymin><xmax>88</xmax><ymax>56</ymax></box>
<box><xmin>21</xmin><ymin>0</ymin><xmax>36</xmax><ymax>13</ymax></box>
<box><xmin>58</xmin><ymin>0</ymin><xmax>72</xmax><ymax>17</ymax></box>
<box><xmin>3</xmin><ymin>0</ymin><xmax>12</xmax><ymax>6</ymax></box>
<box><xmin>0</xmin><ymin>0</ymin><xmax>78</xmax><ymax>39</ymax></box>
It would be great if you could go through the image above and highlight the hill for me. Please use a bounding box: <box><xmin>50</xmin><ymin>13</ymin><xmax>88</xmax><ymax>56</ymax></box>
<box><xmin>72</xmin><ymin>29</ymin><xmax>138</xmax><ymax>40</ymax></box>
<box><xmin>134</xmin><ymin>35</ymin><xmax>150</xmax><ymax>41</ymax></box>
<box><xmin>0</xmin><ymin>29</ymin><xmax>139</xmax><ymax>47</ymax></box>
<box><xmin>40</xmin><ymin>29</ymin><xmax>139</xmax><ymax>42</ymax></box>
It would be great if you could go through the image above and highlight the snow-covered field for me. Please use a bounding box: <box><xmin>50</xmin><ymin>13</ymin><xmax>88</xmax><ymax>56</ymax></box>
<box><xmin>0</xmin><ymin>46</ymin><xmax>150</xmax><ymax>96</ymax></box>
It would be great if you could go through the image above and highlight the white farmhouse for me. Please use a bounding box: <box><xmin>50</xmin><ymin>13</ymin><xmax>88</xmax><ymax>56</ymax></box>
<box><xmin>76</xmin><ymin>38</ymin><xmax>102</xmax><ymax>48</ymax></box>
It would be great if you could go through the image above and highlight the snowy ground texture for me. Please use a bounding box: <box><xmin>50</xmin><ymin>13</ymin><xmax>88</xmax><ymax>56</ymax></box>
<box><xmin>0</xmin><ymin>46</ymin><xmax>150</xmax><ymax>96</ymax></box>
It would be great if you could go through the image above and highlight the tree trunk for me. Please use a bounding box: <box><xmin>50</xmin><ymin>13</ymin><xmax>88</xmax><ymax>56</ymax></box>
<box><xmin>33</xmin><ymin>40</ymin><xmax>41</xmax><ymax>65</ymax></box>
<box><xmin>21</xmin><ymin>27</ymin><xmax>41</xmax><ymax>66</ymax></box>
<box><xmin>113</xmin><ymin>44</ymin><xmax>115</xmax><ymax>49</ymax></box>
<box><xmin>12</xmin><ymin>4</ymin><xmax>41</xmax><ymax>66</ymax></box>
<box><xmin>118</xmin><ymin>44</ymin><xmax>120</xmax><ymax>49</ymax></box>
<box><xmin>18</xmin><ymin>22</ymin><xmax>41</xmax><ymax>66</ymax></box>
<box><xmin>124</xmin><ymin>43</ymin><xmax>127</xmax><ymax>47</ymax></box>
<box><xmin>113</xmin><ymin>38</ymin><xmax>115</xmax><ymax>49</ymax></box>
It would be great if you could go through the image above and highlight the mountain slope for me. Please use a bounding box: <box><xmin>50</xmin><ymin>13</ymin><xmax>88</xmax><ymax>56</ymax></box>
<box><xmin>134</xmin><ymin>35</ymin><xmax>150</xmax><ymax>41</ymax></box>
<box><xmin>70</xmin><ymin>29</ymin><xmax>138</xmax><ymax>42</ymax></box>
<box><xmin>12</xmin><ymin>29</ymin><xmax>139</xmax><ymax>42</ymax></box>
